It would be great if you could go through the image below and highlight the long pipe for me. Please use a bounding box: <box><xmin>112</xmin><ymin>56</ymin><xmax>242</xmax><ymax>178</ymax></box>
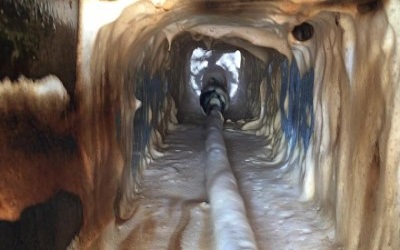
<box><xmin>204</xmin><ymin>108</ymin><xmax>258</xmax><ymax>250</ymax></box>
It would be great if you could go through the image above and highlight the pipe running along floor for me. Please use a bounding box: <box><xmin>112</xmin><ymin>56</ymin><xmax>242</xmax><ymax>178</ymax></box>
<box><xmin>91</xmin><ymin>123</ymin><xmax>340</xmax><ymax>250</ymax></box>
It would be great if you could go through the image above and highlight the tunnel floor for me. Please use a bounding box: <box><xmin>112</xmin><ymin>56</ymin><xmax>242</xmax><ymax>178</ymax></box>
<box><xmin>92</xmin><ymin>124</ymin><xmax>339</xmax><ymax>250</ymax></box>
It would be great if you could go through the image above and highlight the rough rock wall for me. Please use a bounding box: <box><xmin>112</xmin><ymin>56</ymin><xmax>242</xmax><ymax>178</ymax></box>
<box><xmin>300</xmin><ymin>2</ymin><xmax>400</xmax><ymax>249</ymax></box>
<box><xmin>82</xmin><ymin>0</ymin><xmax>179</xmax><ymax>233</ymax></box>
<box><xmin>0</xmin><ymin>1</ymin><xmax>88</xmax><ymax>249</ymax></box>
<box><xmin>0</xmin><ymin>0</ymin><xmax>127</xmax><ymax>248</ymax></box>
<box><xmin>334</xmin><ymin>4</ymin><xmax>400</xmax><ymax>248</ymax></box>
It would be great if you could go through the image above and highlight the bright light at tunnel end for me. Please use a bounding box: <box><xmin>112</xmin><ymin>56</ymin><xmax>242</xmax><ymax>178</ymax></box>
<box><xmin>190</xmin><ymin>48</ymin><xmax>241</xmax><ymax>98</ymax></box>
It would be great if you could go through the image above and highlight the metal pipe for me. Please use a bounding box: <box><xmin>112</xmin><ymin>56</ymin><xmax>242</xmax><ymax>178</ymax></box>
<box><xmin>204</xmin><ymin>97</ymin><xmax>258</xmax><ymax>249</ymax></box>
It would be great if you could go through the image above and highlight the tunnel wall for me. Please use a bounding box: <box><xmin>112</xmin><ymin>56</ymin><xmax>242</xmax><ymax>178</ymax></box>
<box><xmin>85</xmin><ymin>1</ymin><xmax>180</xmax><ymax>230</ymax></box>
<box><xmin>298</xmin><ymin>4</ymin><xmax>400</xmax><ymax>249</ymax></box>
<box><xmin>236</xmin><ymin>2</ymin><xmax>400</xmax><ymax>249</ymax></box>
<box><xmin>0</xmin><ymin>0</ymin><xmax>86</xmax><ymax>249</ymax></box>
<box><xmin>279</xmin><ymin>59</ymin><xmax>314</xmax><ymax>152</ymax></box>
<box><xmin>0</xmin><ymin>0</ymin><xmax>78</xmax><ymax>102</ymax></box>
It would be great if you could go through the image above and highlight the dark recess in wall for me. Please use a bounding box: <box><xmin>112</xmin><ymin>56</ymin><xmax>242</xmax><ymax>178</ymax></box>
<box><xmin>0</xmin><ymin>191</ymin><xmax>83</xmax><ymax>250</ymax></box>
<box><xmin>292</xmin><ymin>22</ymin><xmax>314</xmax><ymax>42</ymax></box>
<box><xmin>357</xmin><ymin>0</ymin><xmax>382</xmax><ymax>14</ymax></box>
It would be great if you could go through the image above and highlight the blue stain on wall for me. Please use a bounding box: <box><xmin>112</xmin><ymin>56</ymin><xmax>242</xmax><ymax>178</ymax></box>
<box><xmin>131</xmin><ymin>74</ymin><xmax>165</xmax><ymax>170</ymax></box>
<box><xmin>115</xmin><ymin>112</ymin><xmax>121</xmax><ymax>142</ymax></box>
<box><xmin>280</xmin><ymin>58</ymin><xmax>314</xmax><ymax>151</ymax></box>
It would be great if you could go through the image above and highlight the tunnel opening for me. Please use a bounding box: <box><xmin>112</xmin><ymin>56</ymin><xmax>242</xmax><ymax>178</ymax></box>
<box><xmin>89</xmin><ymin>3</ymin><xmax>323</xmax><ymax>247</ymax></box>
<box><xmin>108</xmin><ymin>21</ymin><xmax>307</xmax><ymax>219</ymax></box>
<box><xmin>189</xmin><ymin>47</ymin><xmax>241</xmax><ymax>98</ymax></box>
<box><xmin>83</xmin><ymin>2</ymin><xmax>400</xmax><ymax>247</ymax></box>
<box><xmin>168</xmin><ymin>32</ymin><xmax>268</xmax><ymax>123</ymax></box>
<box><xmin>1</xmin><ymin>0</ymin><xmax>400</xmax><ymax>249</ymax></box>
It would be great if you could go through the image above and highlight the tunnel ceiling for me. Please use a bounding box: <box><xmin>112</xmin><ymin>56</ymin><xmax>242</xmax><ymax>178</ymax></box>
<box><xmin>82</xmin><ymin>0</ymin><xmax>383</xmax><ymax>87</ymax></box>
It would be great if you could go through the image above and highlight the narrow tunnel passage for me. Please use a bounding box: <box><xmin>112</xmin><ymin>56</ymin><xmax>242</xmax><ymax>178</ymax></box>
<box><xmin>1</xmin><ymin>0</ymin><xmax>400</xmax><ymax>250</ymax></box>
<box><xmin>92</xmin><ymin>124</ymin><xmax>337</xmax><ymax>249</ymax></box>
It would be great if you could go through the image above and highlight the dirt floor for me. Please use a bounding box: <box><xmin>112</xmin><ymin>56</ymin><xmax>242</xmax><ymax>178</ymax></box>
<box><xmin>91</xmin><ymin>124</ymin><xmax>339</xmax><ymax>250</ymax></box>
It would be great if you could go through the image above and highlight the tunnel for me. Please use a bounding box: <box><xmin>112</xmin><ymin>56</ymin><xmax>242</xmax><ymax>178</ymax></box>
<box><xmin>0</xmin><ymin>0</ymin><xmax>400</xmax><ymax>249</ymax></box>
